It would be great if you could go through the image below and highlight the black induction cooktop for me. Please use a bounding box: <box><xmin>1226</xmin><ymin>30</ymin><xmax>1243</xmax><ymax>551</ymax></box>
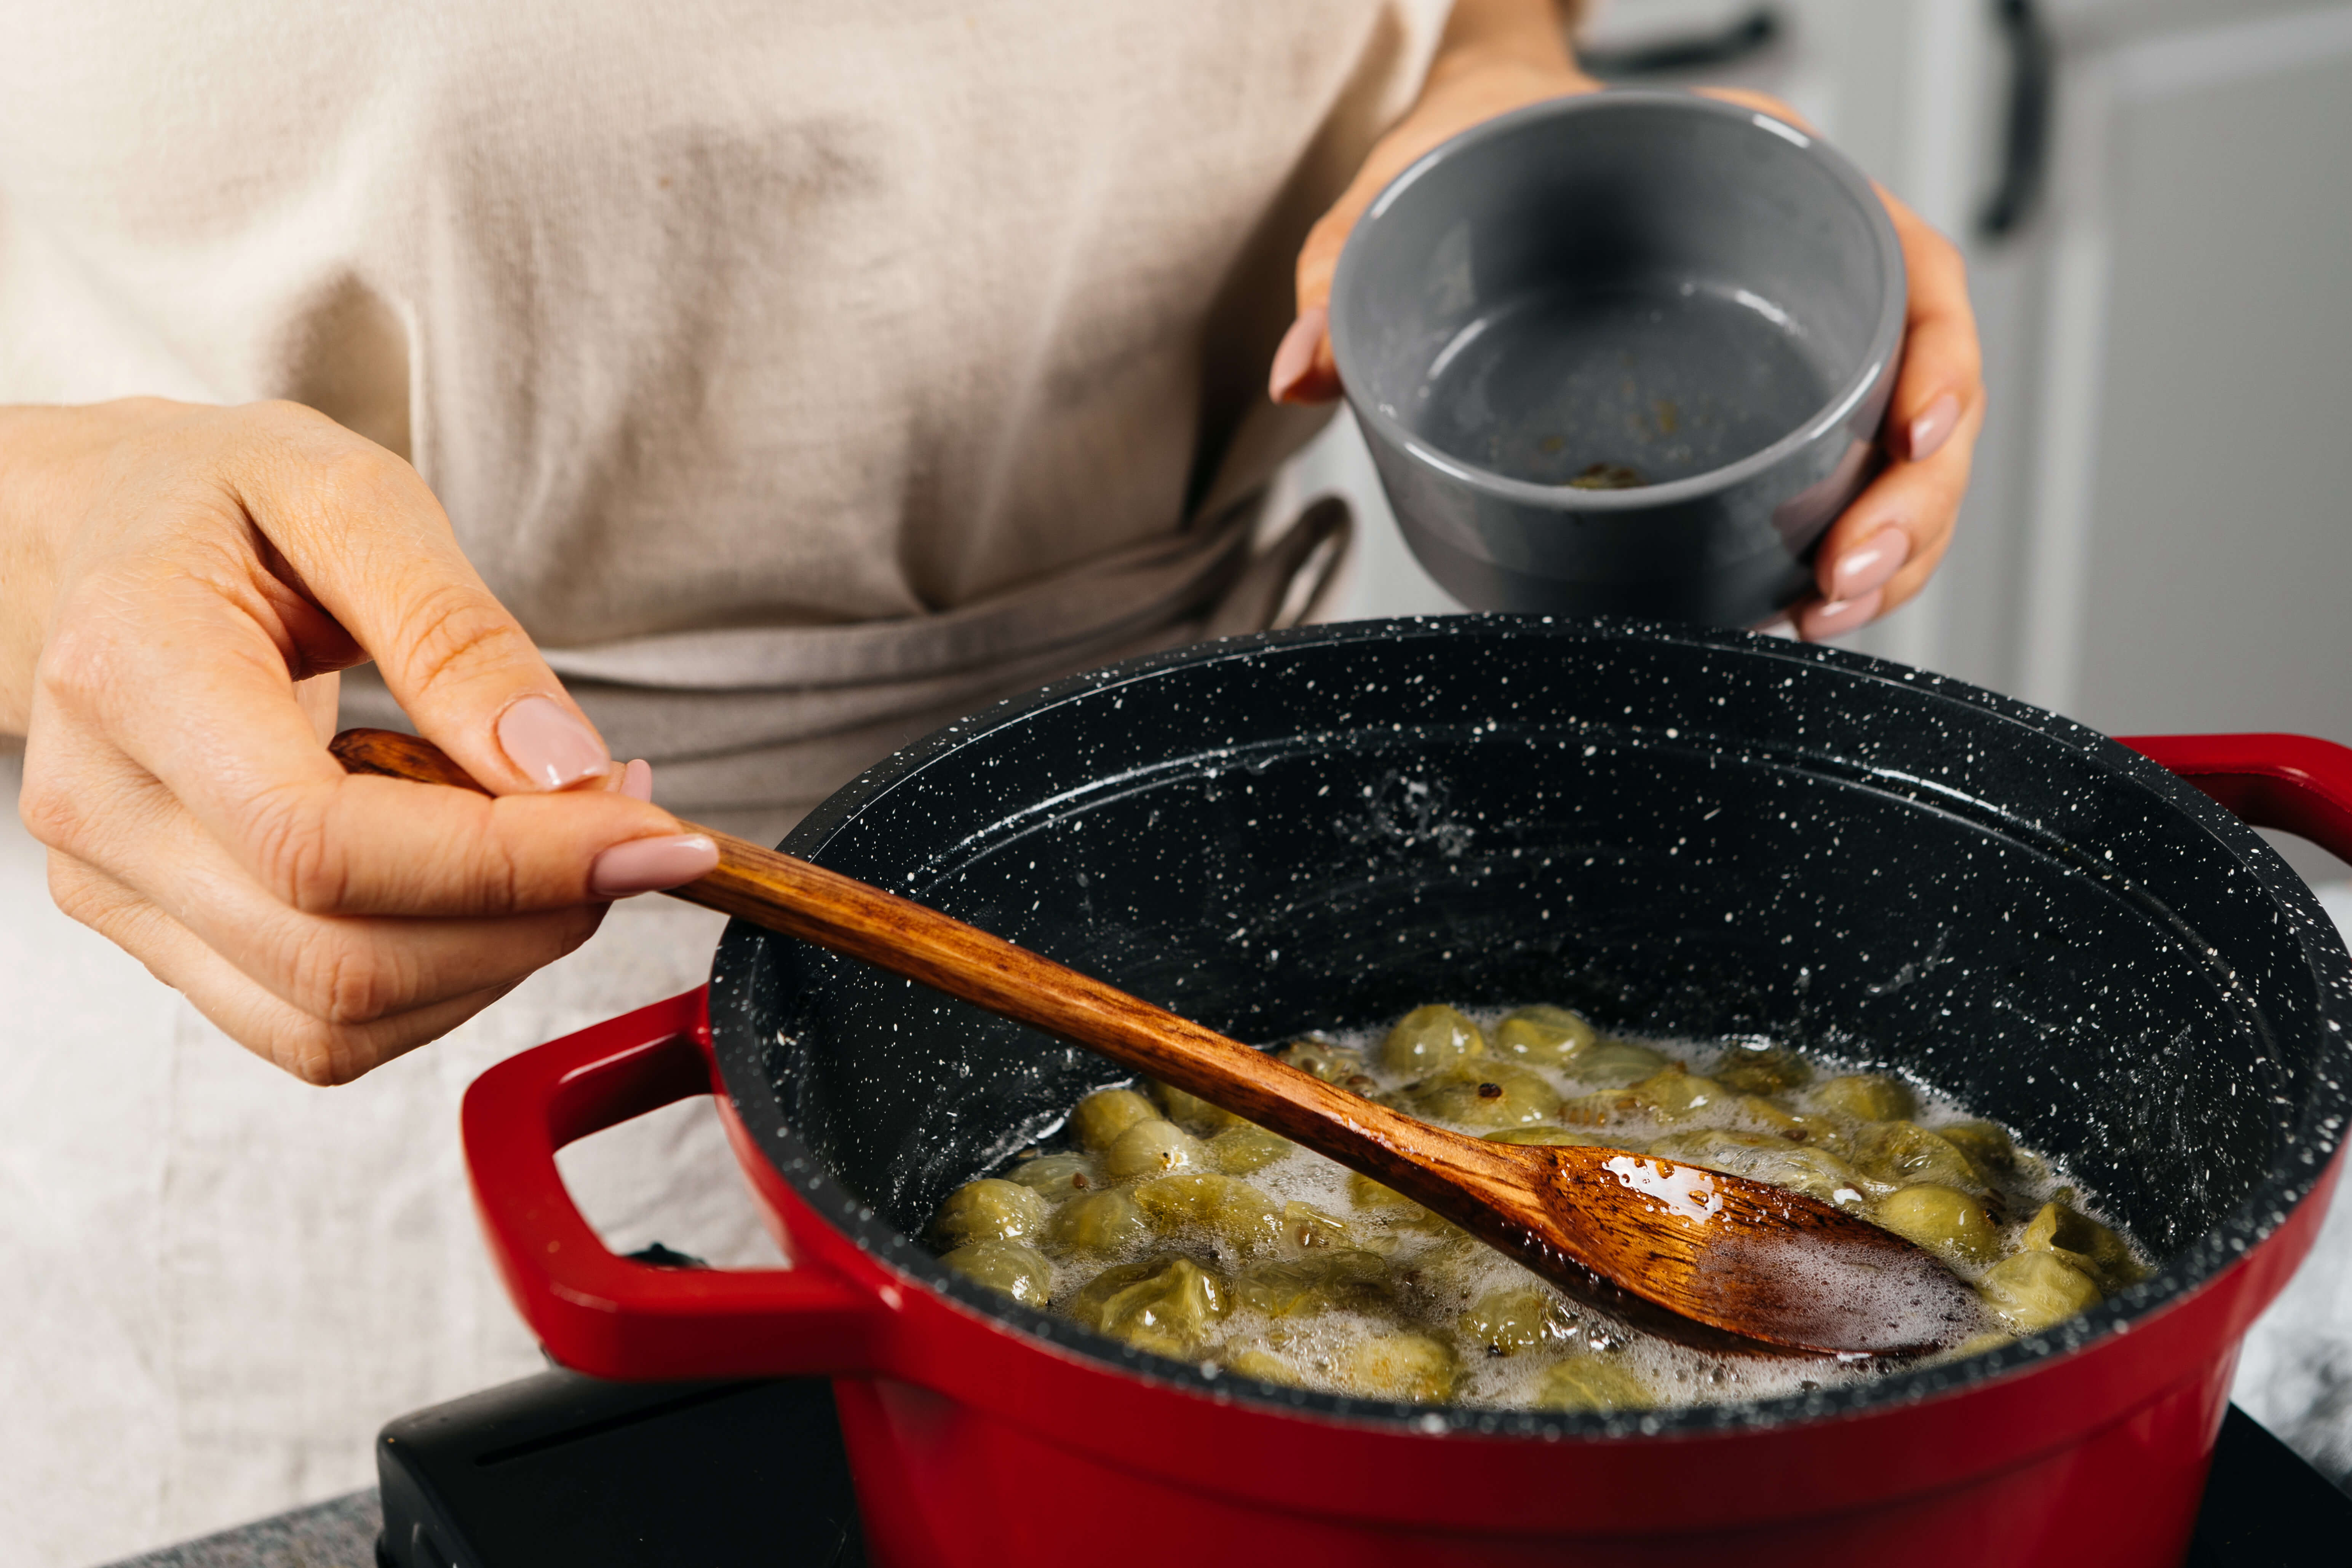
<box><xmin>374</xmin><ymin>1366</ymin><xmax>2349</xmax><ymax>1568</ymax></box>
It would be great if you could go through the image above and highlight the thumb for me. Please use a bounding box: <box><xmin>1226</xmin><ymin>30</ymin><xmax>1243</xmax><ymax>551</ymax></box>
<box><xmin>231</xmin><ymin>407</ymin><xmax>610</xmax><ymax>796</ymax></box>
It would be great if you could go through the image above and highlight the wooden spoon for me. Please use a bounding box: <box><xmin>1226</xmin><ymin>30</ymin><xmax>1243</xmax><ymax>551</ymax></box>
<box><xmin>333</xmin><ymin>727</ymin><xmax>1981</xmax><ymax>1357</ymax></box>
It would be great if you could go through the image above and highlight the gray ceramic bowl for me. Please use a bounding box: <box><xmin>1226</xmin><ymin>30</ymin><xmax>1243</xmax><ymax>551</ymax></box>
<box><xmin>1330</xmin><ymin>90</ymin><xmax>1904</xmax><ymax>625</ymax></box>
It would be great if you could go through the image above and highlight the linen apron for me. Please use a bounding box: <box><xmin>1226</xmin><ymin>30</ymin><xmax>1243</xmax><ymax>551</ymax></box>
<box><xmin>0</xmin><ymin>2</ymin><xmax>1452</xmax><ymax>1559</ymax></box>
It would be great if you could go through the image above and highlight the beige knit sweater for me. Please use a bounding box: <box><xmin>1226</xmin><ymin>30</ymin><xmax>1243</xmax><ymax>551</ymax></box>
<box><xmin>0</xmin><ymin>0</ymin><xmax>1452</xmax><ymax>809</ymax></box>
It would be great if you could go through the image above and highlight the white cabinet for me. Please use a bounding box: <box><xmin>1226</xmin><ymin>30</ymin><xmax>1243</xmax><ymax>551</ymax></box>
<box><xmin>1992</xmin><ymin>4</ymin><xmax>2352</xmax><ymax>730</ymax></box>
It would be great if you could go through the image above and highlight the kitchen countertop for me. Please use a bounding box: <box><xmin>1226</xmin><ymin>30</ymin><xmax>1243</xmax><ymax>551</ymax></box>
<box><xmin>100</xmin><ymin>1492</ymin><xmax>379</xmax><ymax>1568</ymax></box>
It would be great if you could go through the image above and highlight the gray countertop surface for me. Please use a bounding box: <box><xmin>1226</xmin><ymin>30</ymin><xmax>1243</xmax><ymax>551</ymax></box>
<box><xmin>100</xmin><ymin>1493</ymin><xmax>379</xmax><ymax>1568</ymax></box>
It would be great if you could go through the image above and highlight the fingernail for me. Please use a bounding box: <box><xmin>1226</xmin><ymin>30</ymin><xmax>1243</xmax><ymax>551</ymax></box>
<box><xmin>497</xmin><ymin>695</ymin><xmax>610</xmax><ymax>790</ymax></box>
<box><xmin>1830</xmin><ymin>527</ymin><xmax>1911</xmax><ymax>601</ymax></box>
<box><xmin>1908</xmin><ymin>392</ymin><xmax>1961</xmax><ymax>462</ymax></box>
<box><xmin>1268</xmin><ymin>306</ymin><xmax>1328</xmax><ymax>403</ymax></box>
<box><xmin>620</xmin><ymin>758</ymin><xmax>653</xmax><ymax>802</ymax></box>
<box><xmin>1800</xmin><ymin>588</ymin><xmax>1885</xmax><ymax>641</ymax></box>
<box><xmin>590</xmin><ymin>834</ymin><xmax>718</xmax><ymax>898</ymax></box>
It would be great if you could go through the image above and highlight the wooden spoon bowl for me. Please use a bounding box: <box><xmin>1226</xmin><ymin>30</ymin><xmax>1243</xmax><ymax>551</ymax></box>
<box><xmin>332</xmin><ymin>727</ymin><xmax>1981</xmax><ymax>1357</ymax></box>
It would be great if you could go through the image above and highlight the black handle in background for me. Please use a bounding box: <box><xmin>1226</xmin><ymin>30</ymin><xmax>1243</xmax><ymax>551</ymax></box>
<box><xmin>1579</xmin><ymin>5</ymin><xmax>1782</xmax><ymax>78</ymax></box>
<box><xmin>1978</xmin><ymin>0</ymin><xmax>2054</xmax><ymax>238</ymax></box>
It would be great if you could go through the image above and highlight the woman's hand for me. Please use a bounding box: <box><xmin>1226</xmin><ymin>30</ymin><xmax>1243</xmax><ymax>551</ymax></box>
<box><xmin>1272</xmin><ymin>10</ymin><xmax>1983</xmax><ymax>642</ymax></box>
<box><xmin>1782</xmin><ymin>176</ymin><xmax>1981</xmax><ymax>639</ymax></box>
<box><xmin>3</xmin><ymin>398</ymin><xmax>719</xmax><ymax>1084</ymax></box>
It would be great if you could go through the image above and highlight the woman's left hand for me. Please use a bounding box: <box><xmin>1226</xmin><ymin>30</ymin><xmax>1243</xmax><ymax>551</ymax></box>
<box><xmin>1272</xmin><ymin>6</ymin><xmax>1983</xmax><ymax>643</ymax></box>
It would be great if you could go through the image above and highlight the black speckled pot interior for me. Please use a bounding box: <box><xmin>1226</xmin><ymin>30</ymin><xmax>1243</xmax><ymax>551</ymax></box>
<box><xmin>709</xmin><ymin>617</ymin><xmax>2352</xmax><ymax>1435</ymax></box>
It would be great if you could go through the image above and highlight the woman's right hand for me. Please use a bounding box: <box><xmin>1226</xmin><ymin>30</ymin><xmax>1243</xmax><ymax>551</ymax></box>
<box><xmin>2</xmin><ymin>398</ymin><xmax>718</xmax><ymax>1084</ymax></box>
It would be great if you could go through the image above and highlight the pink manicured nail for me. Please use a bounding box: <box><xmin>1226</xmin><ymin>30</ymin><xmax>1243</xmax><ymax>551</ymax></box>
<box><xmin>620</xmin><ymin>758</ymin><xmax>653</xmax><ymax>802</ymax></box>
<box><xmin>497</xmin><ymin>695</ymin><xmax>609</xmax><ymax>790</ymax></box>
<box><xmin>1830</xmin><ymin>527</ymin><xmax>1911</xmax><ymax>601</ymax></box>
<box><xmin>1908</xmin><ymin>392</ymin><xmax>1961</xmax><ymax>462</ymax></box>
<box><xmin>1268</xmin><ymin>306</ymin><xmax>1328</xmax><ymax>403</ymax></box>
<box><xmin>1800</xmin><ymin>588</ymin><xmax>1885</xmax><ymax>641</ymax></box>
<box><xmin>590</xmin><ymin>834</ymin><xmax>718</xmax><ymax>898</ymax></box>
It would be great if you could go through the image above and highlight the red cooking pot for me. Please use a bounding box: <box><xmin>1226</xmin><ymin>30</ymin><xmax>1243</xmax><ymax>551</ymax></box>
<box><xmin>461</xmin><ymin>620</ymin><xmax>2352</xmax><ymax>1566</ymax></box>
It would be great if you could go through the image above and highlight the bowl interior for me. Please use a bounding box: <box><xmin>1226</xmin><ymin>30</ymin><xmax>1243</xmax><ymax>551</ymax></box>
<box><xmin>712</xmin><ymin>619</ymin><xmax>2352</xmax><ymax>1432</ymax></box>
<box><xmin>1336</xmin><ymin>94</ymin><xmax>1895</xmax><ymax>491</ymax></box>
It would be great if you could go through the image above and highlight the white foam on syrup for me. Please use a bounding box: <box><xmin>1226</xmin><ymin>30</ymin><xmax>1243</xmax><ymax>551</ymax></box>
<box><xmin>1003</xmin><ymin>1007</ymin><xmax>2142</xmax><ymax>1411</ymax></box>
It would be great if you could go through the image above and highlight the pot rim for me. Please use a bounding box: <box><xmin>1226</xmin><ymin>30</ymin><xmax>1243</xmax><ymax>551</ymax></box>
<box><xmin>709</xmin><ymin>615</ymin><xmax>2352</xmax><ymax>1440</ymax></box>
<box><xmin>1328</xmin><ymin>88</ymin><xmax>1907</xmax><ymax>514</ymax></box>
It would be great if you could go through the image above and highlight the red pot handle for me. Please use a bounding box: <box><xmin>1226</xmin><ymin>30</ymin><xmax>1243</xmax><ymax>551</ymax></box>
<box><xmin>2120</xmin><ymin>732</ymin><xmax>2352</xmax><ymax>865</ymax></box>
<box><xmin>462</xmin><ymin>988</ymin><xmax>892</xmax><ymax>1380</ymax></box>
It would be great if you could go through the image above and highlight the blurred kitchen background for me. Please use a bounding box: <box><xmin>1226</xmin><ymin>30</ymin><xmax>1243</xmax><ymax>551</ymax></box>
<box><xmin>1286</xmin><ymin>0</ymin><xmax>2352</xmax><ymax>1478</ymax></box>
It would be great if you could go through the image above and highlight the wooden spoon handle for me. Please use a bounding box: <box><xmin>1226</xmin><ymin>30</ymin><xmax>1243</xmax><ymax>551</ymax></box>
<box><xmin>328</xmin><ymin>728</ymin><xmax>1513</xmax><ymax>1198</ymax></box>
